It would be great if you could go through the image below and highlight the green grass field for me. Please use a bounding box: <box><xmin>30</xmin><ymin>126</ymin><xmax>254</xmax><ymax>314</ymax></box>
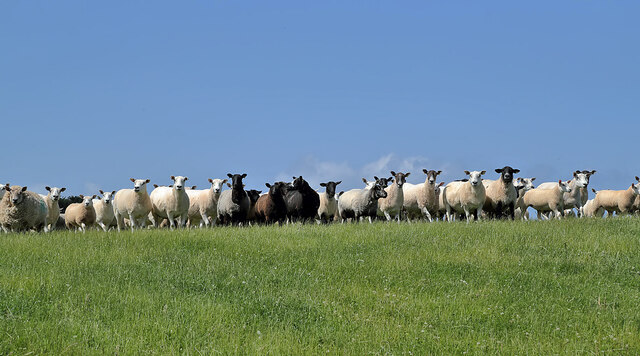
<box><xmin>1</xmin><ymin>219</ymin><xmax>640</xmax><ymax>354</ymax></box>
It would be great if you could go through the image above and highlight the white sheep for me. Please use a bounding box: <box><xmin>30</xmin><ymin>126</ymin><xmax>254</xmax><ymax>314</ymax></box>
<box><xmin>536</xmin><ymin>170</ymin><xmax>595</xmax><ymax>217</ymax></box>
<box><xmin>338</xmin><ymin>180</ymin><xmax>388</xmax><ymax>223</ymax></box>
<box><xmin>443</xmin><ymin>170</ymin><xmax>487</xmax><ymax>222</ymax></box>
<box><xmin>65</xmin><ymin>195</ymin><xmax>97</xmax><ymax>233</ymax></box>
<box><xmin>403</xmin><ymin>169</ymin><xmax>441</xmax><ymax>222</ymax></box>
<box><xmin>186</xmin><ymin>178</ymin><xmax>227</xmax><ymax>228</ymax></box>
<box><xmin>150</xmin><ymin>176</ymin><xmax>190</xmax><ymax>229</ymax></box>
<box><xmin>0</xmin><ymin>185</ymin><xmax>48</xmax><ymax>232</ymax></box>
<box><xmin>113</xmin><ymin>178</ymin><xmax>153</xmax><ymax>232</ymax></box>
<box><xmin>93</xmin><ymin>190</ymin><xmax>116</xmax><ymax>232</ymax></box>
<box><xmin>483</xmin><ymin>166</ymin><xmax>520</xmax><ymax>219</ymax></box>
<box><xmin>583</xmin><ymin>191</ymin><xmax>605</xmax><ymax>218</ymax></box>
<box><xmin>316</xmin><ymin>181</ymin><xmax>341</xmax><ymax>223</ymax></box>
<box><xmin>523</xmin><ymin>180</ymin><xmax>572</xmax><ymax>220</ymax></box>
<box><xmin>39</xmin><ymin>186</ymin><xmax>66</xmax><ymax>232</ymax></box>
<box><xmin>592</xmin><ymin>177</ymin><xmax>640</xmax><ymax>217</ymax></box>
<box><xmin>513</xmin><ymin>177</ymin><xmax>536</xmax><ymax>220</ymax></box>
<box><xmin>378</xmin><ymin>171</ymin><xmax>409</xmax><ymax>223</ymax></box>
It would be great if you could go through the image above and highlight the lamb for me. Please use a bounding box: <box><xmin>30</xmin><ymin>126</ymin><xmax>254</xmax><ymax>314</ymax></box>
<box><xmin>0</xmin><ymin>185</ymin><xmax>48</xmax><ymax>232</ymax></box>
<box><xmin>217</xmin><ymin>173</ymin><xmax>250</xmax><ymax>225</ymax></box>
<box><xmin>537</xmin><ymin>170</ymin><xmax>595</xmax><ymax>217</ymax></box>
<box><xmin>40</xmin><ymin>186</ymin><xmax>66</xmax><ymax>232</ymax></box>
<box><xmin>186</xmin><ymin>178</ymin><xmax>227</xmax><ymax>228</ymax></box>
<box><xmin>513</xmin><ymin>177</ymin><xmax>536</xmax><ymax>220</ymax></box>
<box><xmin>316</xmin><ymin>181</ymin><xmax>342</xmax><ymax>223</ymax></box>
<box><xmin>377</xmin><ymin>171</ymin><xmax>409</xmax><ymax>223</ymax></box>
<box><xmin>113</xmin><ymin>178</ymin><xmax>153</xmax><ymax>232</ymax></box>
<box><xmin>522</xmin><ymin>180</ymin><xmax>572</xmax><ymax>220</ymax></box>
<box><xmin>93</xmin><ymin>190</ymin><xmax>116</xmax><ymax>232</ymax></box>
<box><xmin>284</xmin><ymin>176</ymin><xmax>321</xmax><ymax>223</ymax></box>
<box><xmin>443</xmin><ymin>171</ymin><xmax>487</xmax><ymax>222</ymax></box>
<box><xmin>150</xmin><ymin>176</ymin><xmax>190</xmax><ymax>229</ymax></box>
<box><xmin>338</xmin><ymin>178</ymin><xmax>388</xmax><ymax>223</ymax></box>
<box><xmin>403</xmin><ymin>169</ymin><xmax>442</xmax><ymax>222</ymax></box>
<box><xmin>482</xmin><ymin>166</ymin><xmax>520</xmax><ymax>219</ymax></box>
<box><xmin>64</xmin><ymin>195</ymin><xmax>97</xmax><ymax>232</ymax></box>
<box><xmin>255</xmin><ymin>182</ymin><xmax>289</xmax><ymax>225</ymax></box>
<box><xmin>592</xmin><ymin>177</ymin><xmax>640</xmax><ymax>217</ymax></box>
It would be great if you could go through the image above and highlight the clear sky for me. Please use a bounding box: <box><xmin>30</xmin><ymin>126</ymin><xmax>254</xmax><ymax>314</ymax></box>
<box><xmin>1</xmin><ymin>1</ymin><xmax>639</xmax><ymax>196</ymax></box>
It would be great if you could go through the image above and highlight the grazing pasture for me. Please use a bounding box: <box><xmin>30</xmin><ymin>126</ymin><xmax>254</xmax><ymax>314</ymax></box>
<box><xmin>1</xmin><ymin>219</ymin><xmax>640</xmax><ymax>354</ymax></box>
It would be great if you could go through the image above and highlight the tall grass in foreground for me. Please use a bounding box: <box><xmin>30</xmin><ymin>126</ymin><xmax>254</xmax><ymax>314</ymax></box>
<box><xmin>1</xmin><ymin>219</ymin><xmax>640</xmax><ymax>354</ymax></box>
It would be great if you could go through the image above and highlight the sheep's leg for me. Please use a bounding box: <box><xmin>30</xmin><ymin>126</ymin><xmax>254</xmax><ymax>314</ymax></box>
<box><xmin>128</xmin><ymin>212</ymin><xmax>136</xmax><ymax>232</ymax></box>
<box><xmin>508</xmin><ymin>203</ymin><xmax>515</xmax><ymax>220</ymax></box>
<box><xmin>201</xmin><ymin>212</ymin><xmax>210</xmax><ymax>228</ymax></box>
<box><xmin>463</xmin><ymin>207</ymin><xmax>471</xmax><ymax>223</ymax></box>
<box><xmin>422</xmin><ymin>207</ymin><xmax>433</xmax><ymax>222</ymax></box>
<box><xmin>383</xmin><ymin>211</ymin><xmax>391</xmax><ymax>222</ymax></box>
<box><xmin>446</xmin><ymin>206</ymin><xmax>453</xmax><ymax>223</ymax></box>
<box><xmin>98</xmin><ymin>222</ymin><xmax>106</xmax><ymax>232</ymax></box>
<box><xmin>476</xmin><ymin>208</ymin><xmax>482</xmax><ymax>221</ymax></box>
<box><xmin>368</xmin><ymin>216</ymin><xmax>373</xmax><ymax>224</ymax></box>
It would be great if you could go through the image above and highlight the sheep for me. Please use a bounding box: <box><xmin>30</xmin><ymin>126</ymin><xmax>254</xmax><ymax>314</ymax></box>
<box><xmin>40</xmin><ymin>186</ymin><xmax>66</xmax><ymax>232</ymax></box>
<box><xmin>113</xmin><ymin>178</ymin><xmax>153</xmax><ymax>232</ymax></box>
<box><xmin>316</xmin><ymin>181</ymin><xmax>342</xmax><ymax>223</ymax></box>
<box><xmin>186</xmin><ymin>178</ymin><xmax>227</xmax><ymax>228</ymax></box>
<box><xmin>522</xmin><ymin>180</ymin><xmax>572</xmax><ymax>220</ymax></box>
<box><xmin>255</xmin><ymin>182</ymin><xmax>289</xmax><ymax>225</ymax></box>
<box><xmin>217</xmin><ymin>173</ymin><xmax>250</xmax><ymax>225</ymax></box>
<box><xmin>338</xmin><ymin>178</ymin><xmax>388</xmax><ymax>223</ymax></box>
<box><xmin>482</xmin><ymin>166</ymin><xmax>520</xmax><ymax>219</ymax></box>
<box><xmin>583</xmin><ymin>190</ymin><xmax>605</xmax><ymax>218</ymax></box>
<box><xmin>443</xmin><ymin>171</ymin><xmax>487</xmax><ymax>222</ymax></box>
<box><xmin>513</xmin><ymin>177</ymin><xmax>536</xmax><ymax>220</ymax></box>
<box><xmin>403</xmin><ymin>169</ymin><xmax>442</xmax><ymax>222</ymax></box>
<box><xmin>592</xmin><ymin>177</ymin><xmax>640</xmax><ymax>217</ymax></box>
<box><xmin>0</xmin><ymin>183</ymin><xmax>7</xmax><ymax>201</ymax></box>
<box><xmin>537</xmin><ymin>170</ymin><xmax>595</xmax><ymax>217</ymax></box>
<box><xmin>0</xmin><ymin>185</ymin><xmax>48</xmax><ymax>232</ymax></box>
<box><xmin>93</xmin><ymin>190</ymin><xmax>116</xmax><ymax>232</ymax></box>
<box><xmin>246</xmin><ymin>189</ymin><xmax>263</xmax><ymax>223</ymax></box>
<box><xmin>150</xmin><ymin>176</ymin><xmax>190</xmax><ymax>229</ymax></box>
<box><xmin>377</xmin><ymin>171</ymin><xmax>409</xmax><ymax>223</ymax></box>
<box><xmin>64</xmin><ymin>195</ymin><xmax>97</xmax><ymax>232</ymax></box>
<box><xmin>284</xmin><ymin>176</ymin><xmax>321</xmax><ymax>223</ymax></box>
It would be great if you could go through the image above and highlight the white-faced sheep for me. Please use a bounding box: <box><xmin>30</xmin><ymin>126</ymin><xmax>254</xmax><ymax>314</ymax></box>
<box><xmin>403</xmin><ymin>169</ymin><xmax>441</xmax><ymax>222</ymax></box>
<box><xmin>316</xmin><ymin>181</ymin><xmax>342</xmax><ymax>223</ymax></box>
<box><xmin>93</xmin><ymin>190</ymin><xmax>116</xmax><ymax>232</ymax></box>
<box><xmin>592</xmin><ymin>177</ymin><xmax>640</xmax><ymax>217</ymax></box>
<box><xmin>217</xmin><ymin>173</ymin><xmax>250</xmax><ymax>225</ymax></box>
<box><xmin>186</xmin><ymin>178</ymin><xmax>227</xmax><ymax>228</ymax></box>
<box><xmin>338</xmin><ymin>179</ymin><xmax>388</xmax><ymax>223</ymax></box>
<box><xmin>443</xmin><ymin>171</ymin><xmax>487</xmax><ymax>222</ymax></box>
<box><xmin>0</xmin><ymin>185</ymin><xmax>48</xmax><ymax>232</ymax></box>
<box><xmin>40</xmin><ymin>186</ymin><xmax>66</xmax><ymax>232</ymax></box>
<box><xmin>65</xmin><ymin>195</ymin><xmax>97</xmax><ymax>232</ymax></box>
<box><xmin>537</xmin><ymin>170</ymin><xmax>595</xmax><ymax>217</ymax></box>
<box><xmin>483</xmin><ymin>166</ymin><xmax>520</xmax><ymax>219</ymax></box>
<box><xmin>513</xmin><ymin>177</ymin><xmax>536</xmax><ymax>220</ymax></box>
<box><xmin>378</xmin><ymin>171</ymin><xmax>409</xmax><ymax>223</ymax></box>
<box><xmin>523</xmin><ymin>180</ymin><xmax>572</xmax><ymax>220</ymax></box>
<box><xmin>583</xmin><ymin>190</ymin><xmax>605</xmax><ymax>218</ymax></box>
<box><xmin>150</xmin><ymin>176</ymin><xmax>190</xmax><ymax>229</ymax></box>
<box><xmin>113</xmin><ymin>178</ymin><xmax>153</xmax><ymax>232</ymax></box>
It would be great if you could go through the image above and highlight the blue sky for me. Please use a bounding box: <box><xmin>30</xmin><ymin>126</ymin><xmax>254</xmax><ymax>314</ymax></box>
<box><xmin>1</xmin><ymin>1</ymin><xmax>639</xmax><ymax>195</ymax></box>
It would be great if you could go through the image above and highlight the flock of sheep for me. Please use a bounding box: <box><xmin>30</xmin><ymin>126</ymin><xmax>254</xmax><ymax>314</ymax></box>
<box><xmin>1</xmin><ymin>167</ymin><xmax>639</xmax><ymax>233</ymax></box>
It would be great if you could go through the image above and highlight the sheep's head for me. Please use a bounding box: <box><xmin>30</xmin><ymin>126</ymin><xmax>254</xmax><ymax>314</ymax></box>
<box><xmin>208</xmin><ymin>178</ymin><xmax>227</xmax><ymax>194</ymax></box>
<box><xmin>434</xmin><ymin>182</ymin><xmax>445</xmax><ymax>195</ymax></box>
<box><xmin>371</xmin><ymin>183</ymin><xmax>388</xmax><ymax>200</ymax></box>
<box><xmin>373</xmin><ymin>176</ymin><xmax>393</xmax><ymax>188</ymax></box>
<box><xmin>99</xmin><ymin>190</ymin><xmax>115</xmax><ymax>204</ymax></box>
<box><xmin>319</xmin><ymin>181</ymin><xmax>342</xmax><ymax>198</ymax></box>
<box><xmin>390</xmin><ymin>171</ymin><xmax>410</xmax><ymax>188</ymax></box>
<box><xmin>170</xmin><ymin>176</ymin><xmax>188</xmax><ymax>191</ymax></box>
<box><xmin>632</xmin><ymin>180</ymin><xmax>640</xmax><ymax>195</ymax></box>
<box><xmin>495</xmin><ymin>166</ymin><xmax>520</xmax><ymax>184</ymax></box>
<box><xmin>423</xmin><ymin>169</ymin><xmax>442</xmax><ymax>185</ymax></box>
<box><xmin>515</xmin><ymin>177</ymin><xmax>536</xmax><ymax>192</ymax></box>
<box><xmin>572</xmin><ymin>171</ymin><xmax>589</xmax><ymax>188</ymax></box>
<box><xmin>45</xmin><ymin>186</ymin><xmax>66</xmax><ymax>201</ymax></box>
<box><xmin>464</xmin><ymin>170</ymin><xmax>486</xmax><ymax>187</ymax></box>
<box><xmin>130</xmin><ymin>178</ymin><xmax>150</xmax><ymax>192</ymax></box>
<box><xmin>7</xmin><ymin>186</ymin><xmax>27</xmax><ymax>206</ymax></box>
<box><xmin>79</xmin><ymin>195</ymin><xmax>97</xmax><ymax>207</ymax></box>
<box><xmin>558</xmin><ymin>180</ymin><xmax>572</xmax><ymax>193</ymax></box>
<box><xmin>266</xmin><ymin>181</ymin><xmax>289</xmax><ymax>198</ymax></box>
<box><xmin>227</xmin><ymin>173</ymin><xmax>247</xmax><ymax>190</ymax></box>
<box><xmin>291</xmin><ymin>176</ymin><xmax>305</xmax><ymax>190</ymax></box>
<box><xmin>581</xmin><ymin>170</ymin><xmax>596</xmax><ymax>185</ymax></box>
<box><xmin>246</xmin><ymin>190</ymin><xmax>262</xmax><ymax>204</ymax></box>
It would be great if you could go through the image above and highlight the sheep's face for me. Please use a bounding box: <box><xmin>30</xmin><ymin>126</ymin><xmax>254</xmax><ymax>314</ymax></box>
<box><xmin>434</xmin><ymin>182</ymin><xmax>445</xmax><ymax>195</ymax></box>
<box><xmin>79</xmin><ymin>195</ymin><xmax>97</xmax><ymax>207</ymax></box>
<box><xmin>632</xmin><ymin>182</ymin><xmax>640</xmax><ymax>195</ymax></box>
<box><xmin>171</xmin><ymin>176</ymin><xmax>188</xmax><ymax>191</ymax></box>
<box><xmin>246</xmin><ymin>190</ymin><xmax>262</xmax><ymax>204</ymax></box>
<box><xmin>558</xmin><ymin>180</ymin><xmax>572</xmax><ymax>193</ymax></box>
<box><xmin>374</xmin><ymin>176</ymin><xmax>393</xmax><ymax>188</ymax></box>
<box><xmin>291</xmin><ymin>176</ymin><xmax>304</xmax><ymax>190</ymax></box>
<box><xmin>320</xmin><ymin>181</ymin><xmax>342</xmax><ymax>198</ymax></box>
<box><xmin>227</xmin><ymin>173</ymin><xmax>247</xmax><ymax>190</ymax></box>
<box><xmin>465</xmin><ymin>170</ymin><xmax>486</xmax><ymax>187</ymax></box>
<box><xmin>390</xmin><ymin>171</ymin><xmax>409</xmax><ymax>188</ymax></box>
<box><xmin>8</xmin><ymin>186</ymin><xmax>27</xmax><ymax>206</ymax></box>
<box><xmin>45</xmin><ymin>186</ymin><xmax>66</xmax><ymax>201</ymax></box>
<box><xmin>373</xmin><ymin>184</ymin><xmax>388</xmax><ymax>200</ymax></box>
<box><xmin>423</xmin><ymin>169</ymin><xmax>442</xmax><ymax>185</ymax></box>
<box><xmin>580</xmin><ymin>170</ymin><xmax>596</xmax><ymax>186</ymax></box>
<box><xmin>495</xmin><ymin>166</ymin><xmax>520</xmax><ymax>184</ymax></box>
<box><xmin>516</xmin><ymin>178</ymin><xmax>536</xmax><ymax>192</ymax></box>
<box><xmin>208</xmin><ymin>178</ymin><xmax>227</xmax><ymax>194</ymax></box>
<box><xmin>130</xmin><ymin>178</ymin><xmax>150</xmax><ymax>192</ymax></box>
<box><xmin>572</xmin><ymin>171</ymin><xmax>589</xmax><ymax>188</ymax></box>
<box><xmin>100</xmin><ymin>190</ymin><xmax>115</xmax><ymax>204</ymax></box>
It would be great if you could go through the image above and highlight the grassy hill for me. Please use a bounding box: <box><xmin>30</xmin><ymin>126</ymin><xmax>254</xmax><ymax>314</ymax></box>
<box><xmin>1</xmin><ymin>219</ymin><xmax>639</xmax><ymax>354</ymax></box>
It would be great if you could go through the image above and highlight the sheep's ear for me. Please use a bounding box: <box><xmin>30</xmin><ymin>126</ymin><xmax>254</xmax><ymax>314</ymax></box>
<box><xmin>145</xmin><ymin>179</ymin><xmax>150</xmax><ymax>183</ymax></box>
<box><xmin>153</xmin><ymin>184</ymin><xmax>159</xmax><ymax>188</ymax></box>
<box><xmin>558</xmin><ymin>180</ymin><xmax>562</xmax><ymax>184</ymax></box>
<box><xmin>362</xmin><ymin>178</ymin><xmax>367</xmax><ymax>184</ymax></box>
<box><xmin>99</xmin><ymin>190</ymin><xmax>104</xmax><ymax>195</ymax></box>
<box><xmin>336</xmin><ymin>181</ymin><xmax>342</xmax><ymax>185</ymax></box>
<box><xmin>436</xmin><ymin>170</ymin><xmax>442</xmax><ymax>175</ymax></box>
<box><xmin>636</xmin><ymin>176</ymin><xmax>640</xmax><ymax>182</ymax></box>
<box><xmin>222</xmin><ymin>179</ymin><xmax>228</xmax><ymax>184</ymax></box>
<box><xmin>338</xmin><ymin>191</ymin><xmax>344</xmax><ymax>197</ymax></box>
<box><xmin>265</xmin><ymin>183</ymin><xmax>271</xmax><ymax>188</ymax></box>
<box><xmin>21</xmin><ymin>186</ymin><xmax>28</xmax><ymax>192</ymax></box>
<box><xmin>45</xmin><ymin>186</ymin><xmax>51</xmax><ymax>191</ymax></box>
<box><xmin>130</xmin><ymin>178</ymin><xmax>135</xmax><ymax>182</ymax></box>
<box><xmin>573</xmin><ymin>171</ymin><xmax>579</xmax><ymax>177</ymax></box>
<box><xmin>226</xmin><ymin>183</ymin><xmax>232</xmax><ymax>188</ymax></box>
<box><xmin>170</xmin><ymin>175</ymin><xmax>175</xmax><ymax>181</ymax></box>
<box><xmin>208</xmin><ymin>178</ymin><xmax>213</xmax><ymax>183</ymax></box>
<box><xmin>256</xmin><ymin>191</ymin><xmax>262</xmax><ymax>194</ymax></box>
<box><xmin>495</xmin><ymin>168</ymin><xmax>502</xmax><ymax>173</ymax></box>
<box><xmin>592</xmin><ymin>188</ymin><xmax>596</xmax><ymax>193</ymax></box>
<box><xmin>480</xmin><ymin>170</ymin><xmax>486</xmax><ymax>175</ymax></box>
<box><xmin>4</xmin><ymin>185</ymin><xmax>10</xmax><ymax>191</ymax></box>
<box><xmin>79</xmin><ymin>195</ymin><xmax>84</xmax><ymax>198</ymax></box>
<box><xmin>531</xmin><ymin>177</ymin><xmax>536</xmax><ymax>181</ymax></box>
<box><xmin>184</xmin><ymin>177</ymin><xmax>189</xmax><ymax>181</ymax></box>
<box><xmin>241</xmin><ymin>173</ymin><xmax>247</xmax><ymax>178</ymax></box>
<box><xmin>227</xmin><ymin>173</ymin><xmax>233</xmax><ymax>178</ymax></box>
<box><xmin>191</xmin><ymin>185</ymin><xmax>196</xmax><ymax>189</ymax></box>
<box><xmin>513</xmin><ymin>169</ymin><xmax>520</xmax><ymax>174</ymax></box>
<box><xmin>423</xmin><ymin>168</ymin><xmax>428</xmax><ymax>174</ymax></box>
<box><xmin>111</xmin><ymin>191</ymin><xmax>115</xmax><ymax>195</ymax></box>
<box><xmin>92</xmin><ymin>195</ymin><xmax>97</xmax><ymax>199</ymax></box>
<box><xmin>390</xmin><ymin>171</ymin><xmax>396</xmax><ymax>176</ymax></box>
<box><xmin>405</xmin><ymin>172</ymin><xmax>410</xmax><ymax>177</ymax></box>
<box><xmin>438</xmin><ymin>182</ymin><xmax>445</xmax><ymax>187</ymax></box>
<box><xmin>591</xmin><ymin>170</ymin><xmax>597</xmax><ymax>175</ymax></box>
<box><xmin>60</xmin><ymin>187</ymin><xmax>66</xmax><ymax>192</ymax></box>
<box><xmin>464</xmin><ymin>170</ymin><xmax>470</xmax><ymax>175</ymax></box>
<box><xmin>388</xmin><ymin>176</ymin><xmax>393</xmax><ymax>181</ymax></box>
<box><xmin>374</xmin><ymin>176</ymin><xmax>379</xmax><ymax>181</ymax></box>
<box><xmin>319</xmin><ymin>183</ymin><xmax>327</xmax><ymax>187</ymax></box>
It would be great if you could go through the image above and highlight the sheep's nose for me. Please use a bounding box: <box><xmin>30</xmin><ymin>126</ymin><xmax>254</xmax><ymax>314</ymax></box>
<box><xmin>12</xmin><ymin>199</ymin><xmax>17</xmax><ymax>203</ymax></box>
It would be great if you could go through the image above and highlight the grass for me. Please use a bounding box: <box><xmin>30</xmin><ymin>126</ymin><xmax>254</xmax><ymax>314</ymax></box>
<box><xmin>1</xmin><ymin>219</ymin><xmax>640</xmax><ymax>354</ymax></box>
